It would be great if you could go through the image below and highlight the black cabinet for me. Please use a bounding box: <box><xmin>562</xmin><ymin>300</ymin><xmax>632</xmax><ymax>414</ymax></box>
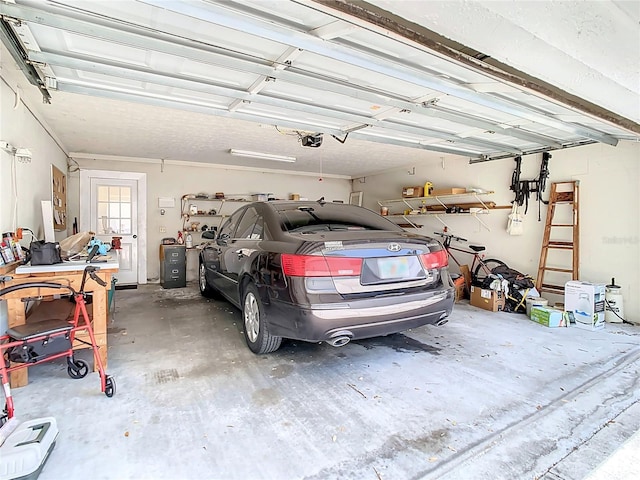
<box><xmin>159</xmin><ymin>245</ymin><xmax>186</xmax><ymax>288</ymax></box>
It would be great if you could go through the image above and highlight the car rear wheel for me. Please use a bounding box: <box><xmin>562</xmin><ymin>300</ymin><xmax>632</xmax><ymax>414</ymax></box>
<box><xmin>473</xmin><ymin>258</ymin><xmax>508</xmax><ymax>286</ymax></box>
<box><xmin>242</xmin><ymin>283</ymin><xmax>282</xmax><ymax>354</ymax></box>
<box><xmin>199</xmin><ymin>262</ymin><xmax>219</xmax><ymax>298</ymax></box>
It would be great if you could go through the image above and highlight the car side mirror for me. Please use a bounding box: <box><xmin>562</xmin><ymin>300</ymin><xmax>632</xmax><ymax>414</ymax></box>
<box><xmin>216</xmin><ymin>233</ymin><xmax>230</xmax><ymax>245</ymax></box>
<box><xmin>202</xmin><ymin>230</ymin><xmax>216</xmax><ymax>240</ymax></box>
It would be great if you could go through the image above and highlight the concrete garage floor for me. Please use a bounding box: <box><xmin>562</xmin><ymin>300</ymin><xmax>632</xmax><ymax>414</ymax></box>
<box><xmin>8</xmin><ymin>284</ymin><xmax>640</xmax><ymax>480</ymax></box>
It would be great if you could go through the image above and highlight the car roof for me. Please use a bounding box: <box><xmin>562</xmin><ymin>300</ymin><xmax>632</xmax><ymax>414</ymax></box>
<box><xmin>257</xmin><ymin>200</ymin><xmax>356</xmax><ymax>211</ymax></box>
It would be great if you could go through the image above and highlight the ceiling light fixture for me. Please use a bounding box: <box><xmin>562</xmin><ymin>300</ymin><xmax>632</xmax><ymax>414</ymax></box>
<box><xmin>229</xmin><ymin>149</ymin><xmax>296</xmax><ymax>163</ymax></box>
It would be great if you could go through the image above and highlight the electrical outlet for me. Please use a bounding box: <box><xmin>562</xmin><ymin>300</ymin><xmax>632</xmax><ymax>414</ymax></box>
<box><xmin>159</xmin><ymin>226</ymin><xmax>166</xmax><ymax>233</ymax></box>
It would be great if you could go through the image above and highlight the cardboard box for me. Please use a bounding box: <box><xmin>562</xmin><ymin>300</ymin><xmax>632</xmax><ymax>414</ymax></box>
<box><xmin>402</xmin><ymin>186</ymin><xmax>424</xmax><ymax>198</ymax></box>
<box><xmin>530</xmin><ymin>306</ymin><xmax>566</xmax><ymax>328</ymax></box>
<box><xmin>564</xmin><ymin>281</ymin><xmax>606</xmax><ymax>331</ymax></box>
<box><xmin>431</xmin><ymin>188</ymin><xmax>467</xmax><ymax>196</ymax></box>
<box><xmin>470</xmin><ymin>286</ymin><xmax>505</xmax><ymax>312</ymax></box>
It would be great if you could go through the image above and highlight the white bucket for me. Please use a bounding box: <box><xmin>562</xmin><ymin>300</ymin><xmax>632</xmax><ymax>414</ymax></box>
<box><xmin>526</xmin><ymin>297</ymin><xmax>548</xmax><ymax>317</ymax></box>
<box><xmin>605</xmin><ymin>286</ymin><xmax>624</xmax><ymax>323</ymax></box>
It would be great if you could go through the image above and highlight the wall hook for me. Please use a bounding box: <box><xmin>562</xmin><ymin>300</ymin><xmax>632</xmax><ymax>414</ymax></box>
<box><xmin>407</xmin><ymin>167</ymin><xmax>415</xmax><ymax>175</ymax></box>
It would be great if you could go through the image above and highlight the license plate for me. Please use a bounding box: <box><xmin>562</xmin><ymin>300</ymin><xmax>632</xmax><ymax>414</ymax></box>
<box><xmin>376</xmin><ymin>257</ymin><xmax>410</xmax><ymax>279</ymax></box>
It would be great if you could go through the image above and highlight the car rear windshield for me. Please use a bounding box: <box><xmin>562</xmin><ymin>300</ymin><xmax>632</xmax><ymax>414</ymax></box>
<box><xmin>278</xmin><ymin>205</ymin><xmax>402</xmax><ymax>233</ymax></box>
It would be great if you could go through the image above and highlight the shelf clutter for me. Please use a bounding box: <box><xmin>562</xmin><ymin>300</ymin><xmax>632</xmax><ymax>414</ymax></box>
<box><xmin>181</xmin><ymin>193</ymin><xmax>250</xmax><ymax>233</ymax></box>
<box><xmin>379</xmin><ymin>184</ymin><xmax>506</xmax><ymax>231</ymax></box>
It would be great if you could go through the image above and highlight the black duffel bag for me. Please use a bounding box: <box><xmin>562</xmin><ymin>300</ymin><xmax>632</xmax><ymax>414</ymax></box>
<box><xmin>30</xmin><ymin>240</ymin><xmax>63</xmax><ymax>265</ymax></box>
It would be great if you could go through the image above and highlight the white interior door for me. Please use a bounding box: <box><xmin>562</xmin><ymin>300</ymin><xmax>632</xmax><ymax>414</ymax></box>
<box><xmin>80</xmin><ymin>170</ymin><xmax>147</xmax><ymax>285</ymax></box>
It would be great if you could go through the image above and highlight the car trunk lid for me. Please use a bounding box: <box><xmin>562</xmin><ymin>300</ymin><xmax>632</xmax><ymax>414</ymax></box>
<box><xmin>282</xmin><ymin>232</ymin><xmax>447</xmax><ymax>295</ymax></box>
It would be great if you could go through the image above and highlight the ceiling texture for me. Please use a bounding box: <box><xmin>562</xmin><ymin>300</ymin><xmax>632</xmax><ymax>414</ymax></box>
<box><xmin>1</xmin><ymin>0</ymin><xmax>638</xmax><ymax>178</ymax></box>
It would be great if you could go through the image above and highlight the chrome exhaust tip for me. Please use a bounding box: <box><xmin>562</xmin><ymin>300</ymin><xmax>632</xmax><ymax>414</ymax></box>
<box><xmin>436</xmin><ymin>318</ymin><xmax>449</xmax><ymax>327</ymax></box>
<box><xmin>326</xmin><ymin>332</ymin><xmax>352</xmax><ymax>347</ymax></box>
<box><xmin>327</xmin><ymin>336</ymin><xmax>351</xmax><ymax>347</ymax></box>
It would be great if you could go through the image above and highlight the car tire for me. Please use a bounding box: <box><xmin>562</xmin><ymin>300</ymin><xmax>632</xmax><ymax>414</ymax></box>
<box><xmin>199</xmin><ymin>261</ymin><xmax>220</xmax><ymax>298</ymax></box>
<box><xmin>242</xmin><ymin>283</ymin><xmax>282</xmax><ymax>354</ymax></box>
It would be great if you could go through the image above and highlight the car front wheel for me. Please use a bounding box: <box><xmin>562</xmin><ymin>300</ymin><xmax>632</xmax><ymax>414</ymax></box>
<box><xmin>199</xmin><ymin>262</ymin><xmax>219</xmax><ymax>298</ymax></box>
<box><xmin>242</xmin><ymin>283</ymin><xmax>282</xmax><ymax>354</ymax></box>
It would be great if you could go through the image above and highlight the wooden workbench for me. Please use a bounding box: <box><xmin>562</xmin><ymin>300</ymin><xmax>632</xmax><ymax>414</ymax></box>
<box><xmin>1</xmin><ymin>260</ymin><xmax>118</xmax><ymax>388</ymax></box>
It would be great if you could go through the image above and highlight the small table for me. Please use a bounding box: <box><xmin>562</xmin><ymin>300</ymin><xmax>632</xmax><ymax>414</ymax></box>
<box><xmin>2</xmin><ymin>260</ymin><xmax>119</xmax><ymax>388</ymax></box>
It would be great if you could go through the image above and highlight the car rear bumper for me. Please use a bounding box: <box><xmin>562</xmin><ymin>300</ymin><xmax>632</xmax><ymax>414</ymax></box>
<box><xmin>265</xmin><ymin>287</ymin><xmax>455</xmax><ymax>342</ymax></box>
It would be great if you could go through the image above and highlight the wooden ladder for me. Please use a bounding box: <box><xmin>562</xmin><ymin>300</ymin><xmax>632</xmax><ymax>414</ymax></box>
<box><xmin>536</xmin><ymin>181</ymin><xmax>580</xmax><ymax>295</ymax></box>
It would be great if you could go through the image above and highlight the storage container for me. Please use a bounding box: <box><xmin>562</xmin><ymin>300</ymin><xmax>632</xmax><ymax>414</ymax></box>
<box><xmin>401</xmin><ymin>186</ymin><xmax>424</xmax><ymax>198</ymax></box>
<box><xmin>159</xmin><ymin>245</ymin><xmax>186</xmax><ymax>289</ymax></box>
<box><xmin>525</xmin><ymin>297</ymin><xmax>548</xmax><ymax>317</ymax></box>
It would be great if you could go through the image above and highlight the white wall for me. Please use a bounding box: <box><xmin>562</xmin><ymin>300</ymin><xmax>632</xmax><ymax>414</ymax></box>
<box><xmin>68</xmin><ymin>157</ymin><xmax>352</xmax><ymax>281</ymax></box>
<box><xmin>0</xmin><ymin>73</ymin><xmax>69</xmax><ymax>332</ymax></box>
<box><xmin>0</xmin><ymin>78</ymin><xmax>68</xmax><ymax>241</ymax></box>
<box><xmin>358</xmin><ymin>141</ymin><xmax>640</xmax><ymax>322</ymax></box>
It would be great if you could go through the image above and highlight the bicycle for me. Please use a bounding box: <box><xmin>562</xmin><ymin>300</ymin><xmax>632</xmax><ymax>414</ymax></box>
<box><xmin>433</xmin><ymin>231</ymin><xmax>508</xmax><ymax>285</ymax></box>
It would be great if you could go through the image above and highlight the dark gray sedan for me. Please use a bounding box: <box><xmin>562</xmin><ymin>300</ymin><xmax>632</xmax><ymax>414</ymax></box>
<box><xmin>199</xmin><ymin>200</ymin><xmax>454</xmax><ymax>354</ymax></box>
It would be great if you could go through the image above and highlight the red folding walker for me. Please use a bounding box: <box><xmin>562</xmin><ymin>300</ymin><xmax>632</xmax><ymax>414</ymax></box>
<box><xmin>1</xmin><ymin>265</ymin><xmax>115</xmax><ymax>423</ymax></box>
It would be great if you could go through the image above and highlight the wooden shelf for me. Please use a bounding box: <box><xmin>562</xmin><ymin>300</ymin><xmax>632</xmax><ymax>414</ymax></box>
<box><xmin>379</xmin><ymin>190</ymin><xmax>496</xmax><ymax>231</ymax></box>
<box><xmin>387</xmin><ymin>211</ymin><xmax>490</xmax><ymax>218</ymax></box>
<box><xmin>182</xmin><ymin>194</ymin><xmax>249</xmax><ymax>202</ymax></box>
<box><xmin>181</xmin><ymin>193</ymin><xmax>251</xmax><ymax>231</ymax></box>
<box><xmin>379</xmin><ymin>191</ymin><xmax>494</xmax><ymax>205</ymax></box>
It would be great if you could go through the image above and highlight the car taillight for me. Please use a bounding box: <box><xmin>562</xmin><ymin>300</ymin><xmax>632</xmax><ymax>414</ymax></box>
<box><xmin>281</xmin><ymin>254</ymin><xmax>362</xmax><ymax>277</ymax></box>
<box><xmin>419</xmin><ymin>250</ymin><xmax>448</xmax><ymax>269</ymax></box>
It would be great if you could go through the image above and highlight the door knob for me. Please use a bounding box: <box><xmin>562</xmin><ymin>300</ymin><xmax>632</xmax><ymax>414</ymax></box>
<box><xmin>133</xmin><ymin>235</ymin><xmax>137</xmax><ymax>238</ymax></box>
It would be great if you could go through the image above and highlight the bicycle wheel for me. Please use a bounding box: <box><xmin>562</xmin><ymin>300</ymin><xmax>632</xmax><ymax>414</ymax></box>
<box><xmin>473</xmin><ymin>258</ymin><xmax>508</xmax><ymax>286</ymax></box>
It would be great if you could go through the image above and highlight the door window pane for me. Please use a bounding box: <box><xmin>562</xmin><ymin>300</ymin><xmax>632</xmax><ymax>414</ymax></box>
<box><xmin>236</xmin><ymin>207</ymin><xmax>260</xmax><ymax>239</ymax></box>
<box><xmin>109</xmin><ymin>203</ymin><xmax>120</xmax><ymax>217</ymax></box>
<box><xmin>109</xmin><ymin>219</ymin><xmax>120</xmax><ymax>234</ymax></box>
<box><xmin>121</xmin><ymin>203</ymin><xmax>131</xmax><ymax>219</ymax></box>
<box><xmin>219</xmin><ymin>208</ymin><xmax>244</xmax><ymax>238</ymax></box>
<box><xmin>98</xmin><ymin>186</ymin><xmax>133</xmax><ymax>234</ymax></box>
<box><xmin>98</xmin><ymin>186</ymin><xmax>109</xmax><ymax>202</ymax></box>
<box><xmin>120</xmin><ymin>219</ymin><xmax>132</xmax><ymax>234</ymax></box>
<box><xmin>109</xmin><ymin>187</ymin><xmax>120</xmax><ymax>202</ymax></box>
